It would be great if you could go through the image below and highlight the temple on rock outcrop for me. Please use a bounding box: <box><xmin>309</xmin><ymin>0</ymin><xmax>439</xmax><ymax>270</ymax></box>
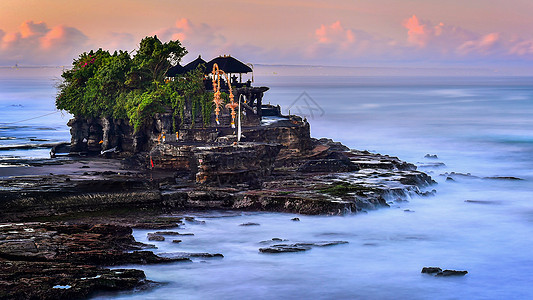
<box><xmin>65</xmin><ymin>54</ymin><xmax>313</xmax><ymax>187</ymax></box>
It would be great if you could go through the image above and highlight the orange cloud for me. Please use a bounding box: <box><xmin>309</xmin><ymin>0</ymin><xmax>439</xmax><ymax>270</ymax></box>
<box><xmin>0</xmin><ymin>20</ymin><xmax>88</xmax><ymax>65</ymax></box>
<box><xmin>403</xmin><ymin>15</ymin><xmax>428</xmax><ymax>47</ymax></box>
<box><xmin>20</xmin><ymin>21</ymin><xmax>48</xmax><ymax>38</ymax></box>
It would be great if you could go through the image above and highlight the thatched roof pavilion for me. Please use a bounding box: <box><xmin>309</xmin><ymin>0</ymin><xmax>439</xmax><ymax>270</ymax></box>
<box><xmin>166</xmin><ymin>64</ymin><xmax>186</xmax><ymax>77</ymax></box>
<box><xmin>205</xmin><ymin>55</ymin><xmax>252</xmax><ymax>74</ymax></box>
<box><xmin>184</xmin><ymin>55</ymin><xmax>207</xmax><ymax>72</ymax></box>
<box><xmin>166</xmin><ymin>55</ymin><xmax>207</xmax><ymax>77</ymax></box>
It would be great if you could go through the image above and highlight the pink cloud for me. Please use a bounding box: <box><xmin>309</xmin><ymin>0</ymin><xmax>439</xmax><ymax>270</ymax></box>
<box><xmin>0</xmin><ymin>21</ymin><xmax>88</xmax><ymax>65</ymax></box>
<box><xmin>403</xmin><ymin>15</ymin><xmax>428</xmax><ymax>47</ymax></box>
<box><xmin>306</xmin><ymin>21</ymin><xmax>393</xmax><ymax>63</ymax></box>
<box><xmin>152</xmin><ymin>18</ymin><xmax>275</xmax><ymax>65</ymax></box>
<box><xmin>456</xmin><ymin>33</ymin><xmax>500</xmax><ymax>55</ymax></box>
<box><xmin>403</xmin><ymin>15</ymin><xmax>476</xmax><ymax>51</ymax></box>
<box><xmin>401</xmin><ymin>14</ymin><xmax>509</xmax><ymax>59</ymax></box>
<box><xmin>154</xmin><ymin>18</ymin><xmax>227</xmax><ymax>58</ymax></box>
<box><xmin>315</xmin><ymin>21</ymin><xmax>355</xmax><ymax>47</ymax></box>
<box><xmin>509</xmin><ymin>39</ymin><xmax>533</xmax><ymax>56</ymax></box>
<box><xmin>400</xmin><ymin>14</ymin><xmax>533</xmax><ymax>61</ymax></box>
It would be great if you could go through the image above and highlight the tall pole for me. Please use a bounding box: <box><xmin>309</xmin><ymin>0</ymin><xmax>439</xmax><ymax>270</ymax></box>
<box><xmin>238</xmin><ymin>94</ymin><xmax>243</xmax><ymax>142</ymax></box>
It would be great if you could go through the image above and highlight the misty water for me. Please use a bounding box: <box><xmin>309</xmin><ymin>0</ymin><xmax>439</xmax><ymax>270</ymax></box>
<box><xmin>1</xmin><ymin>69</ymin><xmax>533</xmax><ymax>299</ymax></box>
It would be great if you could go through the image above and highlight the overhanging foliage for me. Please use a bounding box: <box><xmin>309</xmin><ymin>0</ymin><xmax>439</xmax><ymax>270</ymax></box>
<box><xmin>56</xmin><ymin>36</ymin><xmax>212</xmax><ymax>131</ymax></box>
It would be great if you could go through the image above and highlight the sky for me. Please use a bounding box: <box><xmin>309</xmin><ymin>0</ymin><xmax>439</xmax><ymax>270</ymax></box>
<box><xmin>1</xmin><ymin>0</ymin><xmax>533</xmax><ymax>73</ymax></box>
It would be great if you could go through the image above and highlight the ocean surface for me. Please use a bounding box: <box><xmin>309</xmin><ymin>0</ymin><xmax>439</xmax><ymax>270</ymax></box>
<box><xmin>1</xmin><ymin>68</ymin><xmax>533</xmax><ymax>299</ymax></box>
<box><xmin>0</xmin><ymin>68</ymin><xmax>71</xmax><ymax>161</ymax></box>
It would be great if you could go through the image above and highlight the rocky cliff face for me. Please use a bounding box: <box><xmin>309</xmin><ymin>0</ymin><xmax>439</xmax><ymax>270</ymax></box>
<box><xmin>147</xmin><ymin>115</ymin><xmax>311</xmax><ymax>186</ymax></box>
<box><xmin>68</xmin><ymin>116</ymin><xmax>145</xmax><ymax>154</ymax></box>
<box><xmin>66</xmin><ymin>87</ymin><xmax>269</xmax><ymax>156</ymax></box>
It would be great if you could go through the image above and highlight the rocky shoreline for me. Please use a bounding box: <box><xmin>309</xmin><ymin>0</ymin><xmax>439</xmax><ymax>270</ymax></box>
<box><xmin>0</xmin><ymin>219</ymin><xmax>203</xmax><ymax>299</ymax></box>
<box><xmin>0</xmin><ymin>139</ymin><xmax>435</xmax><ymax>221</ymax></box>
<box><xmin>0</xmin><ymin>136</ymin><xmax>436</xmax><ymax>299</ymax></box>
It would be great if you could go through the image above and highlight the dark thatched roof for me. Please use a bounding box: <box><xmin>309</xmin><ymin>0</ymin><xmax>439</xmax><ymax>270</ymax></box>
<box><xmin>205</xmin><ymin>56</ymin><xmax>252</xmax><ymax>74</ymax></box>
<box><xmin>183</xmin><ymin>55</ymin><xmax>207</xmax><ymax>72</ymax></box>
<box><xmin>166</xmin><ymin>55</ymin><xmax>207</xmax><ymax>77</ymax></box>
<box><xmin>166</xmin><ymin>64</ymin><xmax>186</xmax><ymax>77</ymax></box>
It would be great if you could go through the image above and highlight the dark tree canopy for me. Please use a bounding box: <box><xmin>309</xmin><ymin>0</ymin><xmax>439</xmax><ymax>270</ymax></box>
<box><xmin>56</xmin><ymin>36</ymin><xmax>212</xmax><ymax>130</ymax></box>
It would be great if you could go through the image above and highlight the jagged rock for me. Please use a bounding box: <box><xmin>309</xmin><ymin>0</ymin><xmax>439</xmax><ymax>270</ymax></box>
<box><xmin>0</xmin><ymin>122</ymin><xmax>435</xmax><ymax>220</ymax></box>
<box><xmin>0</xmin><ymin>262</ymin><xmax>150</xmax><ymax>300</ymax></box>
<box><xmin>298</xmin><ymin>158</ymin><xmax>358</xmax><ymax>173</ymax></box>
<box><xmin>417</xmin><ymin>162</ymin><xmax>446</xmax><ymax>168</ymax></box>
<box><xmin>483</xmin><ymin>176</ymin><xmax>523</xmax><ymax>181</ymax></box>
<box><xmin>158</xmin><ymin>252</ymin><xmax>223</xmax><ymax>259</ymax></box>
<box><xmin>259</xmin><ymin>241</ymin><xmax>348</xmax><ymax>253</ymax></box>
<box><xmin>240</xmin><ymin>222</ymin><xmax>260</xmax><ymax>226</ymax></box>
<box><xmin>441</xmin><ymin>172</ymin><xmax>476</xmax><ymax>178</ymax></box>
<box><xmin>421</xmin><ymin>267</ymin><xmax>442</xmax><ymax>274</ymax></box>
<box><xmin>419</xmin><ymin>189</ymin><xmax>437</xmax><ymax>197</ymax></box>
<box><xmin>154</xmin><ymin>231</ymin><xmax>194</xmax><ymax>236</ymax></box>
<box><xmin>184</xmin><ymin>217</ymin><xmax>206</xmax><ymax>224</ymax></box>
<box><xmin>147</xmin><ymin>233</ymin><xmax>165</xmax><ymax>241</ymax></box>
<box><xmin>259</xmin><ymin>238</ymin><xmax>288</xmax><ymax>244</ymax></box>
<box><xmin>0</xmin><ymin>222</ymin><xmax>191</xmax><ymax>299</ymax></box>
<box><xmin>435</xmin><ymin>270</ymin><xmax>468</xmax><ymax>276</ymax></box>
<box><xmin>465</xmin><ymin>200</ymin><xmax>501</xmax><ymax>205</ymax></box>
<box><xmin>291</xmin><ymin>217</ymin><xmax>300</xmax><ymax>221</ymax></box>
<box><xmin>259</xmin><ymin>246</ymin><xmax>310</xmax><ymax>253</ymax></box>
<box><xmin>315</xmin><ymin>138</ymin><xmax>350</xmax><ymax>152</ymax></box>
<box><xmin>424</xmin><ymin>154</ymin><xmax>438</xmax><ymax>159</ymax></box>
<box><xmin>421</xmin><ymin>267</ymin><xmax>468</xmax><ymax>276</ymax></box>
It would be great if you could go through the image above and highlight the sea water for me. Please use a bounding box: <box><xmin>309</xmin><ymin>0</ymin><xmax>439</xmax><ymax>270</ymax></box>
<box><xmin>1</xmin><ymin>69</ymin><xmax>533</xmax><ymax>299</ymax></box>
<box><xmin>0</xmin><ymin>68</ymin><xmax>71</xmax><ymax>161</ymax></box>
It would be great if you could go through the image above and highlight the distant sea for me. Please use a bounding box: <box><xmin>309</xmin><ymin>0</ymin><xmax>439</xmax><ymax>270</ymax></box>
<box><xmin>0</xmin><ymin>67</ymin><xmax>71</xmax><ymax>161</ymax></box>
<box><xmin>1</xmin><ymin>67</ymin><xmax>533</xmax><ymax>299</ymax></box>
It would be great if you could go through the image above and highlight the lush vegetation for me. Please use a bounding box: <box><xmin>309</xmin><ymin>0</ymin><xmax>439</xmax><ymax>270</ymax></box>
<box><xmin>56</xmin><ymin>36</ymin><xmax>213</xmax><ymax>130</ymax></box>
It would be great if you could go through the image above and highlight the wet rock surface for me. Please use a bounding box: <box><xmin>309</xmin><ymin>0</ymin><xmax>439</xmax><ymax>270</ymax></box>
<box><xmin>0</xmin><ymin>128</ymin><xmax>435</xmax><ymax>298</ymax></box>
<box><xmin>158</xmin><ymin>252</ymin><xmax>224</xmax><ymax>259</ymax></box>
<box><xmin>259</xmin><ymin>240</ymin><xmax>348</xmax><ymax>253</ymax></box>
<box><xmin>0</xmin><ymin>222</ymin><xmax>191</xmax><ymax>299</ymax></box>
<box><xmin>0</xmin><ymin>138</ymin><xmax>436</xmax><ymax>221</ymax></box>
<box><xmin>240</xmin><ymin>222</ymin><xmax>260</xmax><ymax>226</ymax></box>
<box><xmin>422</xmin><ymin>267</ymin><xmax>468</xmax><ymax>276</ymax></box>
<box><xmin>440</xmin><ymin>171</ymin><xmax>524</xmax><ymax>182</ymax></box>
<box><xmin>435</xmin><ymin>269</ymin><xmax>468</xmax><ymax>276</ymax></box>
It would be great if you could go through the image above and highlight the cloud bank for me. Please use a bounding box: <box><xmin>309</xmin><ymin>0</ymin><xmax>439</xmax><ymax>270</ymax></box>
<box><xmin>2</xmin><ymin>15</ymin><xmax>533</xmax><ymax>68</ymax></box>
<box><xmin>0</xmin><ymin>21</ymin><xmax>88</xmax><ymax>65</ymax></box>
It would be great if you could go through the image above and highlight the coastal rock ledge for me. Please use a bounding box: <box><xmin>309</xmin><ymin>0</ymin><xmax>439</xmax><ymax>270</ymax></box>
<box><xmin>0</xmin><ymin>222</ymin><xmax>190</xmax><ymax>300</ymax></box>
<box><xmin>0</xmin><ymin>119</ymin><xmax>436</xmax><ymax>299</ymax></box>
<box><xmin>0</xmin><ymin>137</ymin><xmax>435</xmax><ymax>221</ymax></box>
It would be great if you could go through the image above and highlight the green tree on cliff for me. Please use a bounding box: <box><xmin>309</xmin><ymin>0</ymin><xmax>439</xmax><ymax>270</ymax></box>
<box><xmin>131</xmin><ymin>36</ymin><xmax>187</xmax><ymax>87</ymax></box>
<box><xmin>56</xmin><ymin>35</ymin><xmax>211</xmax><ymax>131</ymax></box>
